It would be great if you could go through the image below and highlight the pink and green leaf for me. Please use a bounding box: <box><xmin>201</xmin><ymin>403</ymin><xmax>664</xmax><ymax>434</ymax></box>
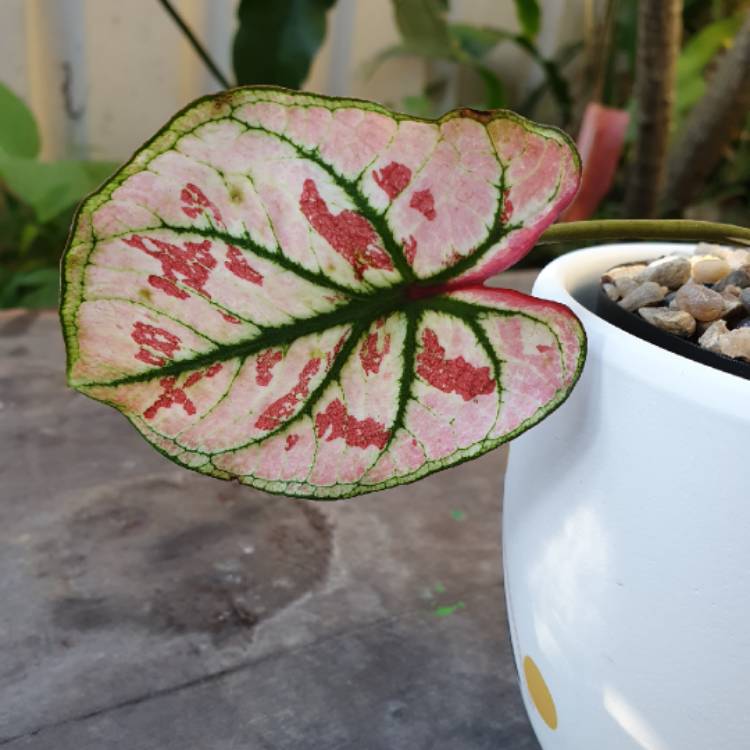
<box><xmin>60</xmin><ymin>86</ymin><xmax>585</xmax><ymax>499</ymax></box>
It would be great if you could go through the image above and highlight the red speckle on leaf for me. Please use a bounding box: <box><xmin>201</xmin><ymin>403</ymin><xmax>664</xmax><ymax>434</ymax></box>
<box><xmin>183</xmin><ymin>371</ymin><xmax>203</xmax><ymax>388</ymax></box>
<box><xmin>359</xmin><ymin>330</ymin><xmax>391</xmax><ymax>375</ymax></box>
<box><xmin>220</xmin><ymin>311</ymin><xmax>241</xmax><ymax>324</ymax></box>
<box><xmin>501</xmin><ymin>190</ymin><xmax>514</xmax><ymax>223</ymax></box>
<box><xmin>142</xmin><ymin>363</ymin><xmax>222</xmax><ymax>420</ymax></box>
<box><xmin>225</xmin><ymin>245</ymin><xmax>263</xmax><ymax>285</ymax></box>
<box><xmin>409</xmin><ymin>189</ymin><xmax>436</xmax><ymax>221</ymax></box>
<box><xmin>255</xmin><ymin>358</ymin><xmax>321</xmax><ymax>431</ymax></box>
<box><xmin>404</xmin><ymin>235</ymin><xmax>417</xmax><ymax>265</ymax></box>
<box><xmin>326</xmin><ymin>334</ymin><xmax>347</xmax><ymax>368</ymax></box>
<box><xmin>183</xmin><ymin>362</ymin><xmax>222</xmax><ymax>388</ymax></box>
<box><xmin>135</xmin><ymin>349</ymin><xmax>166</xmax><ymax>366</ymax></box>
<box><xmin>256</xmin><ymin>349</ymin><xmax>283</xmax><ymax>386</ymax></box>
<box><xmin>299</xmin><ymin>179</ymin><xmax>393</xmax><ymax>280</ymax></box>
<box><xmin>181</xmin><ymin>183</ymin><xmax>223</xmax><ymax>225</ymax></box>
<box><xmin>537</xmin><ymin>344</ymin><xmax>553</xmax><ymax>354</ymax></box>
<box><xmin>285</xmin><ymin>434</ymin><xmax>300</xmax><ymax>451</ymax></box>
<box><xmin>416</xmin><ymin>328</ymin><xmax>495</xmax><ymax>401</ymax></box>
<box><xmin>131</xmin><ymin>321</ymin><xmax>180</xmax><ymax>366</ymax></box>
<box><xmin>124</xmin><ymin>235</ymin><xmax>216</xmax><ymax>299</ymax></box>
<box><xmin>315</xmin><ymin>399</ymin><xmax>390</xmax><ymax>450</ymax></box>
<box><xmin>148</xmin><ymin>275</ymin><xmax>188</xmax><ymax>299</ymax></box>
<box><xmin>372</xmin><ymin>161</ymin><xmax>412</xmax><ymax>199</ymax></box>
<box><xmin>143</xmin><ymin>378</ymin><xmax>195</xmax><ymax>420</ymax></box>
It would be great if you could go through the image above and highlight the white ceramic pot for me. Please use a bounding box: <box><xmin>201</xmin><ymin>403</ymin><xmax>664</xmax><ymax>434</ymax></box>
<box><xmin>503</xmin><ymin>243</ymin><xmax>750</xmax><ymax>750</ymax></box>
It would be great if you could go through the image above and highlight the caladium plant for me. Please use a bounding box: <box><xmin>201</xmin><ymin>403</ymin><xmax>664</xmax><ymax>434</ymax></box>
<box><xmin>60</xmin><ymin>87</ymin><xmax>586</xmax><ymax>499</ymax></box>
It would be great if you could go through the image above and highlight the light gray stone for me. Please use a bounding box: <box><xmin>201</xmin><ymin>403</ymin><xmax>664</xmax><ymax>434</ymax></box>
<box><xmin>603</xmin><ymin>282</ymin><xmax>620</xmax><ymax>301</ymax></box>
<box><xmin>618</xmin><ymin>282</ymin><xmax>668</xmax><ymax>312</ymax></box>
<box><xmin>698</xmin><ymin>319</ymin><xmax>729</xmax><ymax>353</ymax></box>
<box><xmin>638</xmin><ymin>307</ymin><xmax>696</xmax><ymax>337</ymax></box>
<box><xmin>614</xmin><ymin>276</ymin><xmax>639</xmax><ymax>297</ymax></box>
<box><xmin>638</xmin><ymin>256</ymin><xmax>691</xmax><ymax>289</ymax></box>
<box><xmin>602</xmin><ymin>264</ymin><xmax>646</xmax><ymax>284</ymax></box>
<box><xmin>718</xmin><ymin>328</ymin><xmax>750</xmax><ymax>361</ymax></box>
<box><xmin>675</xmin><ymin>282</ymin><xmax>725</xmax><ymax>322</ymax></box>
<box><xmin>714</xmin><ymin>266</ymin><xmax>750</xmax><ymax>292</ymax></box>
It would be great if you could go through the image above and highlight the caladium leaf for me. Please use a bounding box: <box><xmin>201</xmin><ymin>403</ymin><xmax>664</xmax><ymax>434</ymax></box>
<box><xmin>61</xmin><ymin>87</ymin><xmax>584</xmax><ymax>499</ymax></box>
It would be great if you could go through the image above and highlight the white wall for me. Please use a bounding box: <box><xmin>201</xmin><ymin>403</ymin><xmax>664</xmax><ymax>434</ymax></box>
<box><xmin>1</xmin><ymin>0</ymin><xmax>587</xmax><ymax>161</ymax></box>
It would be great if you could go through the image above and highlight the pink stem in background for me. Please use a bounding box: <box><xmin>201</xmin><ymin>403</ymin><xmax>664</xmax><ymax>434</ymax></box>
<box><xmin>561</xmin><ymin>102</ymin><xmax>629</xmax><ymax>222</ymax></box>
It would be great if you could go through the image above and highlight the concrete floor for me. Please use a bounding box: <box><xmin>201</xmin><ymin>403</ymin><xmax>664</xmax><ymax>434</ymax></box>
<box><xmin>0</xmin><ymin>272</ymin><xmax>542</xmax><ymax>749</ymax></box>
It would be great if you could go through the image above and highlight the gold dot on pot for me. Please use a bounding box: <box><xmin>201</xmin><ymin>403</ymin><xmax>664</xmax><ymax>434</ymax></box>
<box><xmin>523</xmin><ymin>655</ymin><xmax>558</xmax><ymax>730</ymax></box>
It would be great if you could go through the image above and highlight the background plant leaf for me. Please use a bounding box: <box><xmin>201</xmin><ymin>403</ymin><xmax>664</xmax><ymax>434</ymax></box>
<box><xmin>0</xmin><ymin>83</ymin><xmax>40</xmax><ymax>159</ymax></box>
<box><xmin>400</xmin><ymin>93</ymin><xmax>436</xmax><ymax>117</ymax></box>
<box><xmin>513</xmin><ymin>0</ymin><xmax>541</xmax><ymax>40</ymax></box>
<box><xmin>392</xmin><ymin>0</ymin><xmax>454</xmax><ymax>56</ymax></box>
<box><xmin>674</xmin><ymin>13</ymin><xmax>744</xmax><ymax>126</ymax></box>
<box><xmin>449</xmin><ymin>24</ymin><xmax>573</xmax><ymax>124</ymax></box>
<box><xmin>450</xmin><ymin>23</ymin><xmax>512</xmax><ymax>59</ymax></box>
<box><xmin>0</xmin><ymin>154</ymin><xmax>116</xmax><ymax>223</ymax></box>
<box><xmin>474</xmin><ymin>65</ymin><xmax>507</xmax><ymax>109</ymax></box>
<box><xmin>233</xmin><ymin>0</ymin><xmax>337</xmax><ymax>88</ymax></box>
<box><xmin>520</xmin><ymin>40</ymin><xmax>582</xmax><ymax>117</ymax></box>
<box><xmin>0</xmin><ymin>267</ymin><xmax>59</xmax><ymax>309</ymax></box>
<box><xmin>361</xmin><ymin>42</ymin><xmax>436</xmax><ymax>81</ymax></box>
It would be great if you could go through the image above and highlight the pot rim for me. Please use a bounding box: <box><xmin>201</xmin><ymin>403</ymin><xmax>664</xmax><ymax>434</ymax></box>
<box><xmin>533</xmin><ymin>241</ymin><xmax>750</xmax><ymax>414</ymax></box>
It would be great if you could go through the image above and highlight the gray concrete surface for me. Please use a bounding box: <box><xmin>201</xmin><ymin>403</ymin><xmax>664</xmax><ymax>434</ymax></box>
<box><xmin>0</xmin><ymin>271</ymin><xmax>541</xmax><ymax>749</ymax></box>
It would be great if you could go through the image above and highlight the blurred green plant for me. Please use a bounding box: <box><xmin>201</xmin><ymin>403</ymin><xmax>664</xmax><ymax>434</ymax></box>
<box><xmin>0</xmin><ymin>83</ymin><xmax>116</xmax><ymax>308</ymax></box>
<box><xmin>5</xmin><ymin>0</ymin><xmax>747</xmax><ymax>310</ymax></box>
<box><xmin>227</xmin><ymin>0</ymin><xmax>571</xmax><ymax>122</ymax></box>
<box><xmin>367</xmin><ymin>0</ymin><xmax>575</xmax><ymax>125</ymax></box>
<box><xmin>164</xmin><ymin>0</ymin><xmax>747</xmax><ymax>229</ymax></box>
<box><xmin>674</xmin><ymin>13</ymin><xmax>744</xmax><ymax>128</ymax></box>
<box><xmin>233</xmin><ymin>0</ymin><xmax>337</xmax><ymax>88</ymax></box>
<box><xmin>596</xmin><ymin>2</ymin><xmax>749</xmax><ymax>223</ymax></box>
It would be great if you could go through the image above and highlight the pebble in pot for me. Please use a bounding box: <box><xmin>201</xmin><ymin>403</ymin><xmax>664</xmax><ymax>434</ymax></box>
<box><xmin>637</xmin><ymin>255</ymin><xmax>691</xmax><ymax>289</ymax></box>
<box><xmin>719</xmin><ymin>329</ymin><xmax>750</xmax><ymax>361</ymax></box>
<box><xmin>697</xmin><ymin>243</ymin><xmax>750</xmax><ymax>270</ymax></box>
<box><xmin>603</xmin><ymin>283</ymin><xmax>619</xmax><ymax>302</ymax></box>
<box><xmin>601</xmin><ymin>264</ymin><xmax>646</xmax><ymax>301</ymax></box>
<box><xmin>674</xmin><ymin>281</ymin><xmax>725</xmax><ymax>322</ymax></box>
<box><xmin>602</xmin><ymin>245</ymin><xmax>750</xmax><ymax>368</ymax></box>
<box><xmin>691</xmin><ymin>256</ymin><xmax>731</xmax><ymax>284</ymax></box>
<box><xmin>638</xmin><ymin>307</ymin><xmax>696</xmax><ymax>337</ymax></box>
<box><xmin>698</xmin><ymin>319</ymin><xmax>729</xmax><ymax>353</ymax></box>
<box><xmin>714</xmin><ymin>266</ymin><xmax>750</xmax><ymax>292</ymax></box>
<box><xmin>618</xmin><ymin>281</ymin><xmax>667</xmax><ymax>312</ymax></box>
<box><xmin>614</xmin><ymin>276</ymin><xmax>639</xmax><ymax>297</ymax></box>
<box><xmin>602</xmin><ymin>264</ymin><xmax>646</xmax><ymax>284</ymax></box>
<box><xmin>721</xmin><ymin>290</ymin><xmax>745</xmax><ymax>319</ymax></box>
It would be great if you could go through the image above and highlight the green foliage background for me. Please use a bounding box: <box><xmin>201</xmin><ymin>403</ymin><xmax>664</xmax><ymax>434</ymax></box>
<box><xmin>1</xmin><ymin>0</ymin><xmax>747</xmax><ymax>308</ymax></box>
<box><xmin>0</xmin><ymin>84</ymin><xmax>116</xmax><ymax>308</ymax></box>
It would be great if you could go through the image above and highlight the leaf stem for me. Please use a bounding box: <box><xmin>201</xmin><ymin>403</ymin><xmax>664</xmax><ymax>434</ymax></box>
<box><xmin>538</xmin><ymin>219</ymin><xmax>750</xmax><ymax>247</ymax></box>
<box><xmin>157</xmin><ymin>0</ymin><xmax>232</xmax><ymax>90</ymax></box>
